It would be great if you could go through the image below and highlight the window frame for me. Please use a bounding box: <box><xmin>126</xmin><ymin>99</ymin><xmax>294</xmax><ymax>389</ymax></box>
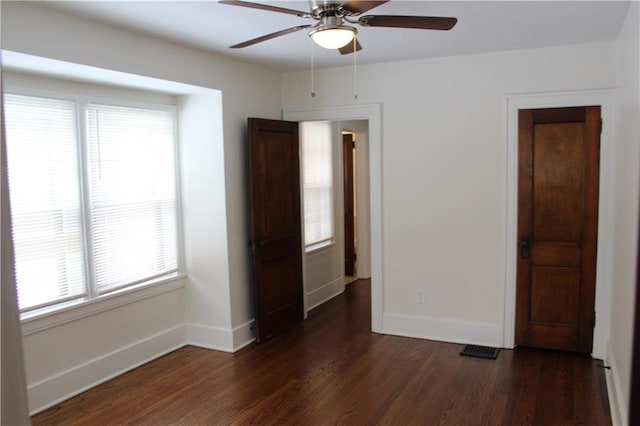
<box><xmin>4</xmin><ymin>85</ymin><xmax>186</xmax><ymax>321</ymax></box>
<box><xmin>300</xmin><ymin>120</ymin><xmax>336</xmax><ymax>253</ymax></box>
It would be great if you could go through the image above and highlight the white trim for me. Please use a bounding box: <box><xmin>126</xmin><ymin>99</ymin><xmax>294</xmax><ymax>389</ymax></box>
<box><xmin>504</xmin><ymin>89</ymin><xmax>615</xmax><ymax>359</ymax></box>
<box><xmin>185</xmin><ymin>323</ymin><xmax>235</xmax><ymax>353</ymax></box>
<box><xmin>21</xmin><ymin>276</ymin><xmax>185</xmax><ymax>335</ymax></box>
<box><xmin>383</xmin><ymin>313</ymin><xmax>503</xmax><ymax>347</ymax></box>
<box><xmin>231</xmin><ymin>320</ymin><xmax>256</xmax><ymax>351</ymax></box>
<box><xmin>305</xmin><ymin>239</ymin><xmax>336</xmax><ymax>254</ymax></box>
<box><xmin>28</xmin><ymin>325</ymin><xmax>186</xmax><ymax>415</ymax></box>
<box><xmin>306</xmin><ymin>277</ymin><xmax>345</xmax><ymax>311</ymax></box>
<box><xmin>606</xmin><ymin>341</ymin><xmax>627</xmax><ymax>426</ymax></box>
<box><xmin>284</xmin><ymin>104</ymin><xmax>383</xmax><ymax>333</ymax></box>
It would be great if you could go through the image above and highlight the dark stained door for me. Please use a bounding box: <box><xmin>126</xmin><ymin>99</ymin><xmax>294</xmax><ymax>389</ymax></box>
<box><xmin>516</xmin><ymin>106</ymin><xmax>601</xmax><ymax>353</ymax></box>
<box><xmin>343</xmin><ymin>133</ymin><xmax>356</xmax><ymax>276</ymax></box>
<box><xmin>248</xmin><ymin>118</ymin><xmax>304</xmax><ymax>342</ymax></box>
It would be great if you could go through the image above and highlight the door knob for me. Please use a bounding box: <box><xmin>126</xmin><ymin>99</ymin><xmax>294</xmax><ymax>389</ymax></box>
<box><xmin>521</xmin><ymin>235</ymin><xmax>531</xmax><ymax>259</ymax></box>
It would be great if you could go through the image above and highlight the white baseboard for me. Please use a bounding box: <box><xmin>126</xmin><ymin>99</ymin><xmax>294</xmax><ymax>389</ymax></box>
<box><xmin>185</xmin><ymin>322</ymin><xmax>236</xmax><ymax>353</ymax></box>
<box><xmin>306</xmin><ymin>277</ymin><xmax>345</xmax><ymax>312</ymax></box>
<box><xmin>382</xmin><ymin>313</ymin><xmax>503</xmax><ymax>347</ymax></box>
<box><xmin>232</xmin><ymin>320</ymin><xmax>255</xmax><ymax>351</ymax></box>
<box><xmin>28</xmin><ymin>325</ymin><xmax>186</xmax><ymax>415</ymax></box>
<box><xmin>606</xmin><ymin>342</ymin><xmax>628</xmax><ymax>426</ymax></box>
<box><xmin>187</xmin><ymin>320</ymin><xmax>256</xmax><ymax>352</ymax></box>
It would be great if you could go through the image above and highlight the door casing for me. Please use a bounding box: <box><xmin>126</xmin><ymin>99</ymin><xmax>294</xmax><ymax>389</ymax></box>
<box><xmin>284</xmin><ymin>104</ymin><xmax>382</xmax><ymax>331</ymax></box>
<box><xmin>505</xmin><ymin>90</ymin><xmax>614</xmax><ymax>358</ymax></box>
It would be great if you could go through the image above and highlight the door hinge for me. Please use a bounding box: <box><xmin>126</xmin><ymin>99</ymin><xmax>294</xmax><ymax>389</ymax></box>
<box><xmin>600</xmin><ymin>118</ymin><xmax>603</xmax><ymax>134</ymax></box>
<box><xmin>353</xmin><ymin>253</ymin><xmax>357</xmax><ymax>261</ymax></box>
<box><xmin>352</xmin><ymin>140</ymin><xmax>356</xmax><ymax>149</ymax></box>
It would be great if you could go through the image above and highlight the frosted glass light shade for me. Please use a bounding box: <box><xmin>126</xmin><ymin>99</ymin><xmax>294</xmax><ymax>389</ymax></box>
<box><xmin>310</xmin><ymin>27</ymin><xmax>355</xmax><ymax>49</ymax></box>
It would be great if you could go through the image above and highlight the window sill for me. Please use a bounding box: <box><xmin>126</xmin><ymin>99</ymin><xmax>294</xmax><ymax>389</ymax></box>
<box><xmin>20</xmin><ymin>273</ymin><xmax>186</xmax><ymax>336</ymax></box>
<box><xmin>305</xmin><ymin>240</ymin><xmax>336</xmax><ymax>255</ymax></box>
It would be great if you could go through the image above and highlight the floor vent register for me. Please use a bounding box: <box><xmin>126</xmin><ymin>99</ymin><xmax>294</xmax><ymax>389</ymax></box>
<box><xmin>460</xmin><ymin>344</ymin><xmax>500</xmax><ymax>359</ymax></box>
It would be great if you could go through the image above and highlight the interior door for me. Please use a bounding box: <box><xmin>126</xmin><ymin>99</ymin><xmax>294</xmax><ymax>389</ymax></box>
<box><xmin>343</xmin><ymin>133</ymin><xmax>356</xmax><ymax>277</ymax></box>
<box><xmin>248</xmin><ymin>118</ymin><xmax>304</xmax><ymax>342</ymax></box>
<box><xmin>515</xmin><ymin>106</ymin><xmax>601</xmax><ymax>353</ymax></box>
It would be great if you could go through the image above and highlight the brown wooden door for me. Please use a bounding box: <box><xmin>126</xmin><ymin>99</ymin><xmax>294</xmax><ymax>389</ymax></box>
<box><xmin>515</xmin><ymin>106</ymin><xmax>601</xmax><ymax>353</ymax></box>
<box><xmin>343</xmin><ymin>133</ymin><xmax>355</xmax><ymax>277</ymax></box>
<box><xmin>248</xmin><ymin>118</ymin><xmax>304</xmax><ymax>342</ymax></box>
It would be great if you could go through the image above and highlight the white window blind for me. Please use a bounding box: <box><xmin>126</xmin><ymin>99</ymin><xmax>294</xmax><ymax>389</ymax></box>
<box><xmin>4</xmin><ymin>94</ymin><xmax>87</xmax><ymax>310</ymax></box>
<box><xmin>301</xmin><ymin>121</ymin><xmax>334</xmax><ymax>248</ymax></box>
<box><xmin>4</xmin><ymin>92</ymin><xmax>180</xmax><ymax>312</ymax></box>
<box><xmin>86</xmin><ymin>104</ymin><xmax>178</xmax><ymax>294</ymax></box>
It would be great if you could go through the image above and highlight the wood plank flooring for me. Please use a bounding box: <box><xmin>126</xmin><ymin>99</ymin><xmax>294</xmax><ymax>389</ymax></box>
<box><xmin>33</xmin><ymin>279</ymin><xmax>611</xmax><ymax>425</ymax></box>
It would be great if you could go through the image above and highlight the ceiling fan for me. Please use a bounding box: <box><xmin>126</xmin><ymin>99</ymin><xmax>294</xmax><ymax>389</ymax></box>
<box><xmin>220</xmin><ymin>0</ymin><xmax>457</xmax><ymax>54</ymax></box>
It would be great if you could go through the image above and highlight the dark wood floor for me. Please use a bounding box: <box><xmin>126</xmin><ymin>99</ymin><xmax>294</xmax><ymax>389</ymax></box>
<box><xmin>33</xmin><ymin>279</ymin><xmax>611</xmax><ymax>425</ymax></box>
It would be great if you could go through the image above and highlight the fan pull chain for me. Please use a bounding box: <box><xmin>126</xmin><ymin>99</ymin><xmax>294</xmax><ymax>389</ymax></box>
<box><xmin>353</xmin><ymin>35</ymin><xmax>358</xmax><ymax>100</ymax></box>
<box><xmin>310</xmin><ymin>38</ymin><xmax>316</xmax><ymax>98</ymax></box>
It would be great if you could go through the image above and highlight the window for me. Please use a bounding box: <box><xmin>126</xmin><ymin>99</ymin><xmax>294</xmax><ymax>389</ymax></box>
<box><xmin>4</xmin><ymin>92</ymin><xmax>180</xmax><ymax>312</ymax></box>
<box><xmin>301</xmin><ymin>121</ymin><xmax>334</xmax><ymax>250</ymax></box>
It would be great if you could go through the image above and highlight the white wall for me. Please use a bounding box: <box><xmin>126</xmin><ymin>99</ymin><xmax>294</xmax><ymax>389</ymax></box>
<box><xmin>283</xmin><ymin>42</ymin><xmax>617</xmax><ymax>346</ymax></box>
<box><xmin>1</xmin><ymin>1</ymin><xmax>282</xmax><ymax>413</ymax></box>
<box><xmin>608</xmin><ymin>3</ymin><xmax>640</xmax><ymax>425</ymax></box>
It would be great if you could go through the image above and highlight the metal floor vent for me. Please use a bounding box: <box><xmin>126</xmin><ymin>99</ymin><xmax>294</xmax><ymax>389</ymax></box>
<box><xmin>460</xmin><ymin>345</ymin><xmax>500</xmax><ymax>359</ymax></box>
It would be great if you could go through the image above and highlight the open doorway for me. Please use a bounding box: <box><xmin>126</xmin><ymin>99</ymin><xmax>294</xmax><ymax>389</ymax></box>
<box><xmin>284</xmin><ymin>104</ymin><xmax>382</xmax><ymax>332</ymax></box>
<box><xmin>341</xmin><ymin>120</ymin><xmax>370</xmax><ymax>287</ymax></box>
<box><xmin>343</xmin><ymin>131</ymin><xmax>356</xmax><ymax>282</ymax></box>
<box><xmin>297</xmin><ymin>119</ymin><xmax>372</xmax><ymax>313</ymax></box>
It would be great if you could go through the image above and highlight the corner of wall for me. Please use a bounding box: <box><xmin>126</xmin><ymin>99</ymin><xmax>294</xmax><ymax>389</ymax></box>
<box><xmin>186</xmin><ymin>320</ymin><xmax>255</xmax><ymax>353</ymax></box>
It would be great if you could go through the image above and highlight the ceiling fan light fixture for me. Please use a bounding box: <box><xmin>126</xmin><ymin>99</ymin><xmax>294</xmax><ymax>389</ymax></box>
<box><xmin>310</xmin><ymin>26</ymin><xmax>356</xmax><ymax>49</ymax></box>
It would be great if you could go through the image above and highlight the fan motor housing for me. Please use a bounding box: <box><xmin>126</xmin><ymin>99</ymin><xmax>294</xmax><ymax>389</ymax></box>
<box><xmin>311</xmin><ymin>1</ymin><xmax>347</xmax><ymax>18</ymax></box>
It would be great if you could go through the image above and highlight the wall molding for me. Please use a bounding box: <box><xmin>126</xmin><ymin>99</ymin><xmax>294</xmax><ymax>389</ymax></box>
<box><xmin>231</xmin><ymin>320</ymin><xmax>256</xmax><ymax>351</ymax></box>
<box><xmin>307</xmin><ymin>277</ymin><xmax>345</xmax><ymax>312</ymax></box>
<box><xmin>185</xmin><ymin>322</ymin><xmax>235</xmax><ymax>352</ymax></box>
<box><xmin>28</xmin><ymin>325</ymin><xmax>186</xmax><ymax>415</ymax></box>
<box><xmin>383</xmin><ymin>313</ymin><xmax>503</xmax><ymax>347</ymax></box>
<box><xmin>606</xmin><ymin>342</ymin><xmax>628</xmax><ymax>426</ymax></box>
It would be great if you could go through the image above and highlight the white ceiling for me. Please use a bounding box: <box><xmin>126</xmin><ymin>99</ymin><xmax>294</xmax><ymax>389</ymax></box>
<box><xmin>40</xmin><ymin>1</ymin><xmax>631</xmax><ymax>72</ymax></box>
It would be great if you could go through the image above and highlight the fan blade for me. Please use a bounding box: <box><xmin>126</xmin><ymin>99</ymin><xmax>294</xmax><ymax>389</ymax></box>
<box><xmin>341</xmin><ymin>1</ymin><xmax>388</xmax><ymax>15</ymax></box>
<box><xmin>359</xmin><ymin>15</ymin><xmax>457</xmax><ymax>30</ymax></box>
<box><xmin>219</xmin><ymin>0</ymin><xmax>310</xmax><ymax>18</ymax></box>
<box><xmin>339</xmin><ymin>39</ymin><xmax>363</xmax><ymax>55</ymax></box>
<box><xmin>230</xmin><ymin>25</ymin><xmax>312</xmax><ymax>48</ymax></box>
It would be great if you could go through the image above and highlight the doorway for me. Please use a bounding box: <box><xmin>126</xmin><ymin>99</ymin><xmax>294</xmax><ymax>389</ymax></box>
<box><xmin>343</xmin><ymin>132</ymin><xmax>356</xmax><ymax>280</ymax></box>
<box><xmin>284</xmin><ymin>105</ymin><xmax>382</xmax><ymax>331</ymax></box>
<box><xmin>515</xmin><ymin>106</ymin><xmax>601</xmax><ymax>353</ymax></box>
<box><xmin>504</xmin><ymin>91</ymin><xmax>614</xmax><ymax>358</ymax></box>
<box><xmin>341</xmin><ymin>120</ymin><xmax>371</xmax><ymax>286</ymax></box>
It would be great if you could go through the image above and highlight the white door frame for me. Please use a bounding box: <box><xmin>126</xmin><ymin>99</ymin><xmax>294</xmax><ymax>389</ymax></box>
<box><xmin>504</xmin><ymin>90</ymin><xmax>614</xmax><ymax>359</ymax></box>
<box><xmin>284</xmin><ymin>104</ymin><xmax>383</xmax><ymax>332</ymax></box>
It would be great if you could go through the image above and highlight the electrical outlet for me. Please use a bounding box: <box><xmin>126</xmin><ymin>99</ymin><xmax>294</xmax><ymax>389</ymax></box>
<box><xmin>416</xmin><ymin>289</ymin><xmax>425</xmax><ymax>304</ymax></box>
